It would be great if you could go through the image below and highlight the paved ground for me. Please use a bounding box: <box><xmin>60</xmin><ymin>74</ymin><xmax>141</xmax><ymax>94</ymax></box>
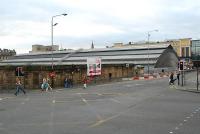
<box><xmin>0</xmin><ymin>74</ymin><xmax>200</xmax><ymax>134</ymax></box>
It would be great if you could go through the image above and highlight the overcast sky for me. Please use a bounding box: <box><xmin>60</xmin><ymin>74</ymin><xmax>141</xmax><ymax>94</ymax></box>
<box><xmin>1</xmin><ymin>0</ymin><xmax>200</xmax><ymax>54</ymax></box>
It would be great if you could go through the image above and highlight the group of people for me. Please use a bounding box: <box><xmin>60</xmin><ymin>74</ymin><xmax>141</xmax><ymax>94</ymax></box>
<box><xmin>64</xmin><ymin>78</ymin><xmax>73</xmax><ymax>88</ymax></box>
<box><xmin>14</xmin><ymin>72</ymin><xmax>181</xmax><ymax>96</ymax></box>
<box><xmin>169</xmin><ymin>71</ymin><xmax>180</xmax><ymax>85</ymax></box>
<box><xmin>64</xmin><ymin>76</ymin><xmax>87</xmax><ymax>89</ymax></box>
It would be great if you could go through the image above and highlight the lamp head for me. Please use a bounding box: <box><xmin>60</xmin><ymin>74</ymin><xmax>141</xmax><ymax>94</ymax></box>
<box><xmin>53</xmin><ymin>23</ymin><xmax>58</xmax><ymax>26</ymax></box>
<box><xmin>62</xmin><ymin>13</ymin><xmax>68</xmax><ymax>16</ymax></box>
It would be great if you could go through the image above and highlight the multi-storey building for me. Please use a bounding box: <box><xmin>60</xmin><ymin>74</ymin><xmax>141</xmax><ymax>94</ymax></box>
<box><xmin>30</xmin><ymin>44</ymin><xmax>59</xmax><ymax>53</ymax></box>
<box><xmin>191</xmin><ymin>39</ymin><xmax>200</xmax><ymax>60</ymax></box>
<box><xmin>0</xmin><ymin>49</ymin><xmax>16</xmax><ymax>61</ymax></box>
<box><xmin>168</xmin><ymin>38</ymin><xmax>191</xmax><ymax>59</ymax></box>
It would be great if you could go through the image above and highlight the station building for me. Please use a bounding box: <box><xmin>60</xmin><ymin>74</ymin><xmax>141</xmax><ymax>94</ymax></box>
<box><xmin>0</xmin><ymin>45</ymin><xmax>178</xmax><ymax>90</ymax></box>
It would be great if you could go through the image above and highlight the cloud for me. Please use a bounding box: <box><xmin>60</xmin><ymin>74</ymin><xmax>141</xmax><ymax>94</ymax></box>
<box><xmin>1</xmin><ymin>0</ymin><xmax>200</xmax><ymax>53</ymax></box>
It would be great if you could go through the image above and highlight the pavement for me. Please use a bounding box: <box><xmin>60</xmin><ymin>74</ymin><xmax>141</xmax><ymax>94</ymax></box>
<box><xmin>172</xmin><ymin>71</ymin><xmax>200</xmax><ymax>93</ymax></box>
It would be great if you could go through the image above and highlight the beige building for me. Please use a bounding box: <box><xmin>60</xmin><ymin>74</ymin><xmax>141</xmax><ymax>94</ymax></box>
<box><xmin>112</xmin><ymin>38</ymin><xmax>191</xmax><ymax>59</ymax></box>
<box><xmin>31</xmin><ymin>44</ymin><xmax>59</xmax><ymax>53</ymax></box>
<box><xmin>112</xmin><ymin>41</ymin><xmax>170</xmax><ymax>49</ymax></box>
<box><xmin>167</xmin><ymin>38</ymin><xmax>191</xmax><ymax>58</ymax></box>
<box><xmin>0</xmin><ymin>49</ymin><xmax>16</xmax><ymax>61</ymax></box>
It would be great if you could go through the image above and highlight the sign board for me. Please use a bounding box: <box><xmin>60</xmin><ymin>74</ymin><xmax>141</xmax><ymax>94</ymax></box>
<box><xmin>49</xmin><ymin>72</ymin><xmax>56</xmax><ymax>78</ymax></box>
<box><xmin>87</xmin><ymin>57</ymin><xmax>101</xmax><ymax>76</ymax></box>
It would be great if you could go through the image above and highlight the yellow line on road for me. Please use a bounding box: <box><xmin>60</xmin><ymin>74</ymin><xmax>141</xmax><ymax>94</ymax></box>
<box><xmin>89</xmin><ymin>113</ymin><xmax>121</xmax><ymax>128</ymax></box>
<box><xmin>80</xmin><ymin>97</ymin><xmax>102</xmax><ymax>121</ymax></box>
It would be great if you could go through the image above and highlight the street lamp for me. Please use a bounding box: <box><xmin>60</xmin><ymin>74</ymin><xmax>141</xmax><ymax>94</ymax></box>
<box><xmin>51</xmin><ymin>13</ymin><xmax>67</xmax><ymax>70</ymax></box>
<box><xmin>147</xmin><ymin>29</ymin><xmax>158</xmax><ymax>75</ymax></box>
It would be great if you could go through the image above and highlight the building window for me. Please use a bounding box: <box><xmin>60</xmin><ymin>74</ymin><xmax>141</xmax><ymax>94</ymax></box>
<box><xmin>185</xmin><ymin>47</ymin><xmax>189</xmax><ymax>57</ymax></box>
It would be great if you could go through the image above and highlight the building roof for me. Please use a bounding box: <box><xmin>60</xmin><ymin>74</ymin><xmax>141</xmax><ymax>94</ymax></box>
<box><xmin>0</xmin><ymin>45</ymin><xmax>178</xmax><ymax>68</ymax></box>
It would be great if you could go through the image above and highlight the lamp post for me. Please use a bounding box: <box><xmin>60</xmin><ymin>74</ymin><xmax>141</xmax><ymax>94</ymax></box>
<box><xmin>147</xmin><ymin>29</ymin><xmax>158</xmax><ymax>75</ymax></box>
<box><xmin>51</xmin><ymin>13</ymin><xmax>67</xmax><ymax>70</ymax></box>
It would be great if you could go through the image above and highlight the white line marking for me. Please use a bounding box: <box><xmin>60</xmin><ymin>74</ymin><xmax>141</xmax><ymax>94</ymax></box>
<box><xmin>135</xmin><ymin>84</ymin><xmax>143</xmax><ymax>86</ymax></box>
<box><xmin>184</xmin><ymin>120</ymin><xmax>187</xmax><ymax>122</ymax></box>
<box><xmin>175</xmin><ymin>127</ymin><xmax>179</xmax><ymax>130</ymax></box>
<box><xmin>110</xmin><ymin>98</ymin><xmax>121</xmax><ymax>104</ymax></box>
<box><xmin>0</xmin><ymin>98</ymin><xmax>2</xmax><ymax>101</ymax></box>
<box><xmin>82</xmin><ymin>98</ymin><xmax>87</xmax><ymax>103</ymax></box>
<box><xmin>25</xmin><ymin>98</ymin><xmax>30</xmax><ymax>101</ymax></box>
<box><xmin>52</xmin><ymin>100</ymin><xmax>55</xmax><ymax>103</ymax></box>
<box><xmin>186</xmin><ymin>117</ymin><xmax>190</xmax><ymax>119</ymax></box>
<box><xmin>169</xmin><ymin>131</ymin><xmax>173</xmax><ymax>134</ymax></box>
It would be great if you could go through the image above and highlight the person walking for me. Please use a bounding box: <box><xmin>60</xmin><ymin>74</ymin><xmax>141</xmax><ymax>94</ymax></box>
<box><xmin>14</xmin><ymin>78</ymin><xmax>26</xmax><ymax>96</ymax></box>
<box><xmin>82</xmin><ymin>76</ymin><xmax>87</xmax><ymax>89</ymax></box>
<box><xmin>41</xmin><ymin>77</ymin><xmax>52</xmax><ymax>92</ymax></box>
<box><xmin>176</xmin><ymin>71</ymin><xmax>180</xmax><ymax>85</ymax></box>
<box><xmin>64</xmin><ymin>77</ymin><xmax>69</xmax><ymax>88</ymax></box>
<box><xmin>169</xmin><ymin>72</ymin><xmax>176</xmax><ymax>85</ymax></box>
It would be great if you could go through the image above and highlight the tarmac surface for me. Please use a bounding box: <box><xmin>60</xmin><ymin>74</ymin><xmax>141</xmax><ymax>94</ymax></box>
<box><xmin>0</xmin><ymin>71</ymin><xmax>200</xmax><ymax>134</ymax></box>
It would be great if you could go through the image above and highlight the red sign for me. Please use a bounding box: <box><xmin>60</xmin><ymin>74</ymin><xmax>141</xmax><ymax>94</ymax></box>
<box><xmin>49</xmin><ymin>72</ymin><xmax>56</xmax><ymax>78</ymax></box>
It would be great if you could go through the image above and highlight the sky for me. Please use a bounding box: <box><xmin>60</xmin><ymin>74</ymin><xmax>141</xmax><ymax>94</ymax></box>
<box><xmin>1</xmin><ymin>0</ymin><xmax>200</xmax><ymax>54</ymax></box>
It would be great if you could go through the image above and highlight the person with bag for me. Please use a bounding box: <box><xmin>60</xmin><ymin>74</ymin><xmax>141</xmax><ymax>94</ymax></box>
<box><xmin>41</xmin><ymin>77</ymin><xmax>52</xmax><ymax>91</ymax></box>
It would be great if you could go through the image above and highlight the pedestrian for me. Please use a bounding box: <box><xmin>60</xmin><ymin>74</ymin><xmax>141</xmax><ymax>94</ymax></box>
<box><xmin>169</xmin><ymin>72</ymin><xmax>176</xmax><ymax>85</ymax></box>
<box><xmin>82</xmin><ymin>76</ymin><xmax>87</xmax><ymax>89</ymax></box>
<box><xmin>176</xmin><ymin>71</ymin><xmax>180</xmax><ymax>85</ymax></box>
<box><xmin>41</xmin><ymin>77</ymin><xmax>52</xmax><ymax>91</ymax></box>
<box><xmin>68</xmin><ymin>78</ymin><xmax>73</xmax><ymax>88</ymax></box>
<box><xmin>64</xmin><ymin>77</ymin><xmax>69</xmax><ymax>88</ymax></box>
<box><xmin>14</xmin><ymin>78</ymin><xmax>26</xmax><ymax>96</ymax></box>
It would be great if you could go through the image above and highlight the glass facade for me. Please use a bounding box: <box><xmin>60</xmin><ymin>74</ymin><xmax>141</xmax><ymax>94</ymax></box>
<box><xmin>191</xmin><ymin>40</ymin><xmax>200</xmax><ymax>60</ymax></box>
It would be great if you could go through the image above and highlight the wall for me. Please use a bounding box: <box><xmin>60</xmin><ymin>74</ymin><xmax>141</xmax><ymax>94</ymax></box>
<box><xmin>0</xmin><ymin>65</ymin><xmax>136</xmax><ymax>90</ymax></box>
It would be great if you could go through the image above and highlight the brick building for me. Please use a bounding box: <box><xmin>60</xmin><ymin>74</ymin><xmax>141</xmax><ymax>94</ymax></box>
<box><xmin>0</xmin><ymin>45</ymin><xmax>178</xmax><ymax>90</ymax></box>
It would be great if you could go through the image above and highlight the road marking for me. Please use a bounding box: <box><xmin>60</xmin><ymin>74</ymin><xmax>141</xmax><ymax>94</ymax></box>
<box><xmin>82</xmin><ymin>98</ymin><xmax>87</xmax><ymax>103</ymax></box>
<box><xmin>21</xmin><ymin>102</ymin><xmax>25</xmax><ymax>104</ymax></box>
<box><xmin>25</xmin><ymin>98</ymin><xmax>30</xmax><ymax>101</ymax></box>
<box><xmin>175</xmin><ymin>127</ymin><xmax>179</xmax><ymax>130</ymax></box>
<box><xmin>184</xmin><ymin>119</ymin><xmax>187</xmax><ymax>122</ymax></box>
<box><xmin>186</xmin><ymin>117</ymin><xmax>190</xmax><ymax>119</ymax></box>
<box><xmin>169</xmin><ymin>131</ymin><xmax>173</xmax><ymax>134</ymax></box>
<box><xmin>89</xmin><ymin>113</ymin><xmax>120</xmax><ymax>128</ymax></box>
<box><xmin>110</xmin><ymin>98</ymin><xmax>121</xmax><ymax>104</ymax></box>
<box><xmin>79</xmin><ymin>94</ymin><xmax>102</xmax><ymax>121</ymax></box>
<box><xmin>124</xmin><ymin>85</ymin><xmax>132</xmax><ymax>87</ymax></box>
<box><xmin>57</xmin><ymin>89</ymin><xmax>64</xmax><ymax>91</ymax></box>
<box><xmin>0</xmin><ymin>98</ymin><xmax>2</xmax><ymax>101</ymax></box>
<box><xmin>135</xmin><ymin>84</ymin><xmax>143</xmax><ymax>86</ymax></box>
<box><xmin>52</xmin><ymin>100</ymin><xmax>55</xmax><ymax>103</ymax></box>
